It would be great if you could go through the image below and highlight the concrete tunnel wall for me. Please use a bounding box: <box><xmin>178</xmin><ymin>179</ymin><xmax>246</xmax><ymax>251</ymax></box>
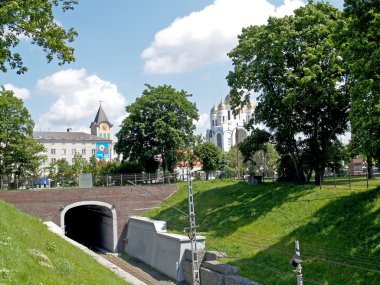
<box><xmin>60</xmin><ymin>201</ymin><xmax>117</xmax><ymax>252</ymax></box>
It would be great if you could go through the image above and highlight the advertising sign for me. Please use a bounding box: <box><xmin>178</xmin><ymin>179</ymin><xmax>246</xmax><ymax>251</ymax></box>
<box><xmin>96</xmin><ymin>142</ymin><xmax>110</xmax><ymax>160</ymax></box>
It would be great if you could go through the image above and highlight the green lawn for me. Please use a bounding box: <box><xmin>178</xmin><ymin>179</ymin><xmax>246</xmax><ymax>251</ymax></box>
<box><xmin>0</xmin><ymin>199</ymin><xmax>129</xmax><ymax>285</ymax></box>
<box><xmin>145</xmin><ymin>179</ymin><xmax>380</xmax><ymax>285</ymax></box>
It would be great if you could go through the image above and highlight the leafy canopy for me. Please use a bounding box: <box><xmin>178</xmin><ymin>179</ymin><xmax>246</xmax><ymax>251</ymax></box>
<box><xmin>116</xmin><ymin>84</ymin><xmax>199</xmax><ymax>172</ymax></box>
<box><xmin>0</xmin><ymin>89</ymin><xmax>46</xmax><ymax>185</ymax></box>
<box><xmin>340</xmin><ymin>0</ymin><xmax>380</xmax><ymax>165</ymax></box>
<box><xmin>227</xmin><ymin>2</ymin><xmax>349</xmax><ymax>184</ymax></box>
<box><xmin>194</xmin><ymin>142</ymin><xmax>221</xmax><ymax>179</ymax></box>
<box><xmin>0</xmin><ymin>0</ymin><xmax>77</xmax><ymax>74</ymax></box>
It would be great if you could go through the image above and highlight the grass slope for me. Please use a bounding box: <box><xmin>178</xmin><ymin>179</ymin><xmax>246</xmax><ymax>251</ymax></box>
<box><xmin>0</xmin><ymin>199</ymin><xmax>129</xmax><ymax>285</ymax></box>
<box><xmin>145</xmin><ymin>178</ymin><xmax>380</xmax><ymax>285</ymax></box>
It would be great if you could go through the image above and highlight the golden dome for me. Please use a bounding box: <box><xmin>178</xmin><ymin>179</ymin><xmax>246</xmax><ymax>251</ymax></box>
<box><xmin>218</xmin><ymin>100</ymin><xmax>227</xmax><ymax>110</ymax></box>
<box><xmin>210</xmin><ymin>105</ymin><xmax>217</xmax><ymax>114</ymax></box>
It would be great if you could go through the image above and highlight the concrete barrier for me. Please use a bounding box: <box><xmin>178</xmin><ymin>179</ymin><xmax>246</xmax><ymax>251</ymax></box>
<box><xmin>183</xmin><ymin>249</ymin><xmax>261</xmax><ymax>285</ymax></box>
<box><xmin>125</xmin><ymin>216</ymin><xmax>205</xmax><ymax>282</ymax></box>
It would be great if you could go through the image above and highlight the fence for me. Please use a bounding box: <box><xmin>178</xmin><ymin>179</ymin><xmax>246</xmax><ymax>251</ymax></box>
<box><xmin>319</xmin><ymin>172</ymin><xmax>380</xmax><ymax>190</ymax></box>
<box><xmin>0</xmin><ymin>172</ymin><xmax>179</xmax><ymax>191</ymax></box>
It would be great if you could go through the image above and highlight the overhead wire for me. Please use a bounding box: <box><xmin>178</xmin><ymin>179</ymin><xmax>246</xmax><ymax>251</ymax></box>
<box><xmin>126</xmin><ymin>181</ymin><xmax>380</xmax><ymax>279</ymax></box>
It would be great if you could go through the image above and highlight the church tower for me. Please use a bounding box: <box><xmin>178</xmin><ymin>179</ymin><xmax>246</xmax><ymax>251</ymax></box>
<box><xmin>206</xmin><ymin>94</ymin><xmax>255</xmax><ymax>152</ymax></box>
<box><xmin>90</xmin><ymin>103</ymin><xmax>113</xmax><ymax>139</ymax></box>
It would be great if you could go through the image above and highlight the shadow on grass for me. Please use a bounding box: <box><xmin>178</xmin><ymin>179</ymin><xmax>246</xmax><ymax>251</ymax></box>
<box><xmin>148</xmin><ymin>180</ymin><xmax>315</xmax><ymax>237</ymax></box>
<box><xmin>228</xmin><ymin>186</ymin><xmax>380</xmax><ymax>285</ymax></box>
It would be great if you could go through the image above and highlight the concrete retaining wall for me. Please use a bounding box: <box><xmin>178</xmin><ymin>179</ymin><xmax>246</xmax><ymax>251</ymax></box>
<box><xmin>183</xmin><ymin>249</ymin><xmax>261</xmax><ymax>285</ymax></box>
<box><xmin>125</xmin><ymin>216</ymin><xmax>205</xmax><ymax>281</ymax></box>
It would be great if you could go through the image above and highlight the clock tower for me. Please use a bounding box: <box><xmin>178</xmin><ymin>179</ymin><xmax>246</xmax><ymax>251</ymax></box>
<box><xmin>90</xmin><ymin>103</ymin><xmax>113</xmax><ymax>139</ymax></box>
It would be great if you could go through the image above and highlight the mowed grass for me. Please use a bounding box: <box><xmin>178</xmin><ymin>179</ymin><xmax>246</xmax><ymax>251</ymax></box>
<box><xmin>0</xmin><ymin>199</ymin><xmax>129</xmax><ymax>285</ymax></box>
<box><xmin>145</xmin><ymin>178</ymin><xmax>380</xmax><ymax>285</ymax></box>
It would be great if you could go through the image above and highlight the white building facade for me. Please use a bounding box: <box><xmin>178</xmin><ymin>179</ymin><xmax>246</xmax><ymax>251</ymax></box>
<box><xmin>206</xmin><ymin>94</ymin><xmax>254</xmax><ymax>152</ymax></box>
<box><xmin>34</xmin><ymin>104</ymin><xmax>116</xmax><ymax>171</ymax></box>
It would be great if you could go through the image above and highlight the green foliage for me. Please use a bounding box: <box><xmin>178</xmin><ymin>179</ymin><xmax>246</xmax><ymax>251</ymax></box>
<box><xmin>225</xmin><ymin>145</ymin><xmax>246</xmax><ymax>177</ymax></box>
<box><xmin>238</xmin><ymin>128</ymin><xmax>271</xmax><ymax>163</ymax></box>
<box><xmin>0</xmin><ymin>0</ymin><xmax>77</xmax><ymax>74</ymax></box>
<box><xmin>227</xmin><ymin>2</ymin><xmax>350</xmax><ymax>184</ymax></box>
<box><xmin>0</xmin><ymin>89</ymin><xmax>46</xmax><ymax>187</ymax></box>
<box><xmin>116</xmin><ymin>84</ymin><xmax>199</xmax><ymax>172</ymax></box>
<box><xmin>340</xmin><ymin>0</ymin><xmax>380</xmax><ymax>167</ymax></box>
<box><xmin>194</xmin><ymin>142</ymin><xmax>221</xmax><ymax>179</ymax></box>
<box><xmin>218</xmin><ymin>153</ymin><xmax>235</xmax><ymax>178</ymax></box>
<box><xmin>0</xmin><ymin>199</ymin><xmax>128</xmax><ymax>284</ymax></box>
<box><xmin>145</xmin><ymin>179</ymin><xmax>380</xmax><ymax>285</ymax></box>
<box><xmin>103</xmin><ymin>159</ymin><xmax>144</xmax><ymax>174</ymax></box>
<box><xmin>48</xmin><ymin>158</ymin><xmax>75</xmax><ymax>186</ymax></box>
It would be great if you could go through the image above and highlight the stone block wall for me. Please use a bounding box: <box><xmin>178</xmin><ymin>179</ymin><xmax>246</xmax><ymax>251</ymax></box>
<box><xmin>183</xmin><ymin>249</ymin><xmax>261</xmax><ymax>285</ymax></box>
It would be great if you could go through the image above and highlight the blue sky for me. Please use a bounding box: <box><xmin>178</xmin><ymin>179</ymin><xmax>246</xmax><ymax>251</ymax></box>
<box><xmin>1</xmin><ymin>0</ymin><xmax>344</xmax><ymax>139</ymax></box>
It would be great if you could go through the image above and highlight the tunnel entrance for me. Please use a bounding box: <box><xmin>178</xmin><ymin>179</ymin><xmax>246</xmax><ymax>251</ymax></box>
<box><xmin>61</xmin><ymin>201</ymin><xmax>117</xmax><ymax>252</ymax></box>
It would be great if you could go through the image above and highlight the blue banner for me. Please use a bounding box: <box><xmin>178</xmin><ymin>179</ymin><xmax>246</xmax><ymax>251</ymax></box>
<box><xmin>96</xmin><ymin>142</ymin><xmax>110</xmax><ymax>159</ymax></box>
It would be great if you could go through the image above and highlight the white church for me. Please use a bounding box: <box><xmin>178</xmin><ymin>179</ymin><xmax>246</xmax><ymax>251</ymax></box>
<box><xmin>206</xmin><ymin>94</ymin><xmax>255</xmax><ymax>152</ymax></box>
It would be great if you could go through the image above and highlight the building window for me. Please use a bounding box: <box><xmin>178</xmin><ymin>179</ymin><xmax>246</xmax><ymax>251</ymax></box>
<box><xmin>228</xmin><ymin>111</ymin><xmax>231</xmax><ymax>120</ymax></box>
<box><xmin>51</xmin><ymin>149</ymin><xmax>56</xmax><ymax>155</ymax></box>
<box><xmin>92</xmin><ymin>149</ymin><xmax>95</xmax><ymax>155</ymax></box>
<box><xmin>72</xmin><ymin>149</ymin><xmax>76</xmax><ymax>155</ymax></box>
<box><xmin>61</xmin><ymin>148</ymin><xmax>66</xmax><ymax>155</ymax></box>
<box><xmin>107</xmin><ymin>134</ymin><xmax>110</xmax><ymax>139</ymax></box>
<box><xmin>72</xmin><ymin>158</ymin><xmax>75</xmax><ymax>164</ymax></box>
<box><xmin>51</xmin><ymin>158</ymin><xmax>56</xmax><ymax>163</ymax></box>
<box><xmin>217</xmin><ymin>133</ymin><xmax>223</xmax><ymax>149</ymax></box>
<box><xmin>62</xmin><ymin>158</ymin><xmax>66</xmax><ymax>162</ymax></box>
<box><xmin>82</xmin><ymin>149</ymin><xmax>86</xmax><ymax>155</ymax></box>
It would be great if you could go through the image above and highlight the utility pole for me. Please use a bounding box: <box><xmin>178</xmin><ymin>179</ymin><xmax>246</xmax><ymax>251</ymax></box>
<box><xmin>291</xmin><ymin>240</ymin><xmax>303</xmax><ymax>285</ymax></box>
<box><xmin>187</xmin><ymin>168</ymin><xmax>200</xmax><ymax>285</ymax></box>
<box><xmin>235</xmin><ymin>129</ymin><xmax>240</xmax><ymax>179</ymax></box>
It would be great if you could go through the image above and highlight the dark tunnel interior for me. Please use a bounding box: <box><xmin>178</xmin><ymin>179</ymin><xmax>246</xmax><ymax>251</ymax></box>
<box><xmin>64</xmin><ymin>205</ymin><xmax>112</xmax><ymax>250</ymax></box>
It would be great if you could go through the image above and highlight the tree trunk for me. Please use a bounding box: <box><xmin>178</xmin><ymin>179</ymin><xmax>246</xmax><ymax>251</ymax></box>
<box><xmin>206</xmin><ymin>171</ymin><xmax>209</xmax><ymax>180</ymax></box>
<box><xmin>314</xmin><ymin>169</ymin><xmax>323</xmax><ymax>186</ymax></box>
<box><xmin>367</xmin><ymin>156</ymin><xmax>374</xmax><ymax>179</ymax></box>
<box><xmin>314</xmin><ymin>162</ymin><xmax>326</xmax><ymax>185</ymax></box>
<box><xmin>289</xmin><ymin>152</ymin><xmax>306</xmax><ymax>184</ymax></box>
<box><xmin>306</xmin><ymin>169</ymin><xmax>313</xmax><ymax>183</ymax></box>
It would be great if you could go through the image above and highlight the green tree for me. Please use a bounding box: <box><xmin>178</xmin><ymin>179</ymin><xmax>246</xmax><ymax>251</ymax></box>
<box><xmin>238</xmin><ymin>130</ymin><xmax>280</xmax><ymax>178</ymax></box>
<box><xmin>116</xmin><ymin>84</ymin><xmax>199</xmax><ymax>172</ymax></box>
<box><xmin>340</xmin><ymin>0</ymin><xmax>380</xmax><ymax>176</ymax></box>
<box><xmin>49</xmin><ymin>158</ymin><xmax>73</xmax><ymax>186</ymax></box>
<box><xmin>225</xmin><ymin>145</ymin><xmax>246</xmax><ymax>178</ymax></box>
<box><xmin>0</xmin><ymin>0</ymin><xmax>77</xmax><ymax>74</ymax></box>
<box><xmin>72</xmin><ymin>153</ymin><xmax>88</xmax><ymax>178</ymax></box>
<box><xmin>11</xmin><ymin>137</ymin><xmax>46</xmax><ymax>184</ymax></box>
<box><xmin>194</xmin><ymin>142</ymin><xmax>221</xmax><ymax>180</ymax></box>
<box><xmin>227</xmin><ymin>2</ymin><xmax>349</xmax><ymax>184</ymax></box>
<box><xmin>0</xmin><ymin>89</ymin><xmax>45</xmax><ymax>188</ymax></box>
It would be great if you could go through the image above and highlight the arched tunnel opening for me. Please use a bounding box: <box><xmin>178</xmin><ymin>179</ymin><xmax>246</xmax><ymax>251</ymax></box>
<box><xmin>64</xmin><ymin>204</ymin><xmax>116</xmax><ymax>252</ymax></box>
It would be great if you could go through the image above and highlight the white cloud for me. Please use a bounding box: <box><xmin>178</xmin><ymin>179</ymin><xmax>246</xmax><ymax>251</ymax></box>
<box><xmin>36</xmin><ymin>68</ymin><xmax>127</xmax><ymax>137</ymax></box>
<box><xmin>3</xmin><ymin>83</ymin><xmax>31</xmax><ymax>100</ymax></box>
<box><xmin>142</xmin><ymin>0</ymin><xmax>304</xmax><ymax>74</ymax></box>
<box><xmin>194</xmin><ymin>112</ymin><xmax>209</xmax><ymax>136</ymax></box>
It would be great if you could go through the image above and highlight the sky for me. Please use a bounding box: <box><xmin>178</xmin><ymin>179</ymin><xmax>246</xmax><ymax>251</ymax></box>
<box><xmin>1</xmin><ymin>0</ymin><xmax>344</xmax><ymax>139</ymax></box>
